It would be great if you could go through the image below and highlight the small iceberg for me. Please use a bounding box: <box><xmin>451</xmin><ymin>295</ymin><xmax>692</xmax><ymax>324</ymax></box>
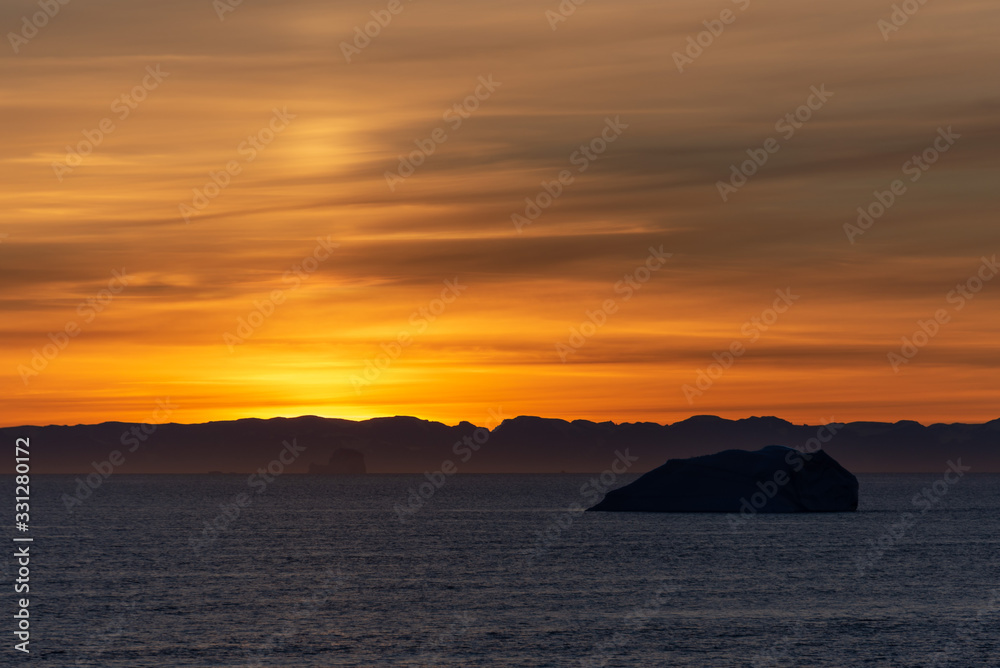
<box><xmin>587</xmin><ymin>445</ymin><xmax>858</xmax><ymax>513</ymax></box>
<box><xmin>308</xmin><ymin>448</ymin><xmax>367</xmax><ymax>474</ymax></box>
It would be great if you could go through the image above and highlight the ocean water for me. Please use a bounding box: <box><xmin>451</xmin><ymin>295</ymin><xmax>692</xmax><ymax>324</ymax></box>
<box><xmin>6</xmin><ymin>473</ymin><xmax>999</xmax><ymax>667</ymax></box>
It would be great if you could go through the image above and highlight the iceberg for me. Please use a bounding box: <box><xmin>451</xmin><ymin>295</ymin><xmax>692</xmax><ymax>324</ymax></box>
<box><xmin>308</xmin><ymin>448</ymin><xmax>367</xmax><ymax>474</ymax></box>
<box><xmin>587</xmin><ymin>445</ymin><xmax>858</xmax><ymax>513</ymax></box>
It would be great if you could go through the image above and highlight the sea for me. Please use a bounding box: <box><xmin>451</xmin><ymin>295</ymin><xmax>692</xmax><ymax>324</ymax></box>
<box><xmin>5</xmin><ymin>473</ymin><xmax>999</xmax><ymax>667</ymax></box>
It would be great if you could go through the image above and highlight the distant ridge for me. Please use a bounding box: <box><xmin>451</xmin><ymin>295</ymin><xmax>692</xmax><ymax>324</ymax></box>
<box><xmin>2</xmin><ymin>415</ymin><xmax>998</xmax><ymax>474</ymax></box>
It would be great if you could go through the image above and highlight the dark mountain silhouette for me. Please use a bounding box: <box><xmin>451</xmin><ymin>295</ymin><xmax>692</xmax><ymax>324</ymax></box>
<box><xmin>2</xmin><ymin>414</ymin><xmax>998</xmax><ymax>474</ymax></box>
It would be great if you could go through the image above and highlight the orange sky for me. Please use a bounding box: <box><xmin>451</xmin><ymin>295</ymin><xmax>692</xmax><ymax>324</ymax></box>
<box><xmin>1</xmin><ymin>0</ymin><xmax>999</xmax><ymax>427</ymax></box>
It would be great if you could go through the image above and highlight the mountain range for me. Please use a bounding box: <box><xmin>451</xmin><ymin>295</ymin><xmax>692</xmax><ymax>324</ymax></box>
<box><xmin>3</xmin><ymin>414</ymin><xmax>998</xmax><ymax>474</ymax></box>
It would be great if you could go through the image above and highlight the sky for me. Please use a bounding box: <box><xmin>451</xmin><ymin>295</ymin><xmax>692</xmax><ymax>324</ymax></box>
<box><xmin>1</xmin><ymin>0</ymin><xmax>998</xmax><ymax>428</ymax></box>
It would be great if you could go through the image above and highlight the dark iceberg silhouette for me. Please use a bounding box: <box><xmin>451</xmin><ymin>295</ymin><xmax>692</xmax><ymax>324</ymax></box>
<box><xmin>308</xmin><ymin>448</ymin><xmax>367</xmax><ymax>474</ymax></box>
<box><xmin>588</xmin><ymin>445</ymin><xmax>858</xmax><ymax>513</ymax></box>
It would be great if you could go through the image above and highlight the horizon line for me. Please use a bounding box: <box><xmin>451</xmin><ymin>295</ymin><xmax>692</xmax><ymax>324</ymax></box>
<box><xmin>3</xmin><ymin>413</ymin><xmax>998</xmax><ymax>431</ymax></box>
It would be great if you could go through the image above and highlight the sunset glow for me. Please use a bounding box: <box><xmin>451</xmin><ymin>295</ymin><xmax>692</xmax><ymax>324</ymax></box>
<box><xmin>2</xmin><ymin>0</ymin><xmax>998</xmax><ymax>427</ymax></box>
